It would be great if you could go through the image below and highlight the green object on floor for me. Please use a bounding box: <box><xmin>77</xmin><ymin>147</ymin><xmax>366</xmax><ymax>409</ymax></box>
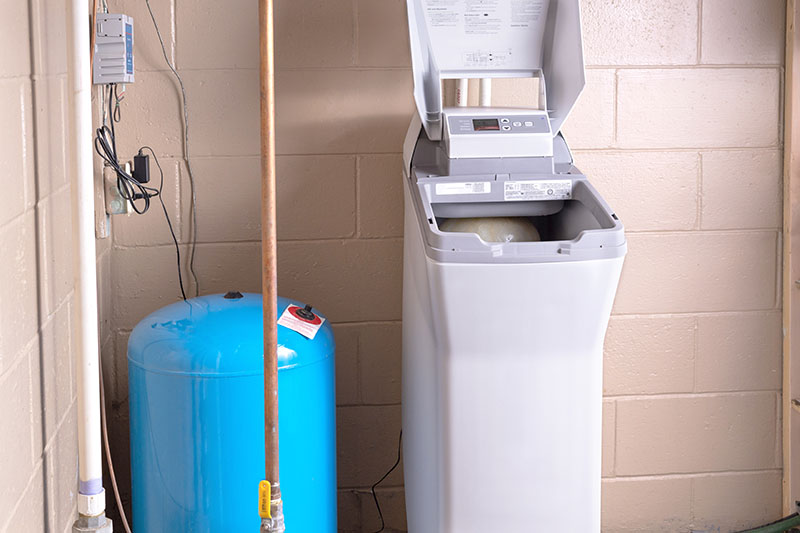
<box><xmin>736</xmin><ymin>513</ymin><xmax>800</xmax><ymax>533</ymax></box>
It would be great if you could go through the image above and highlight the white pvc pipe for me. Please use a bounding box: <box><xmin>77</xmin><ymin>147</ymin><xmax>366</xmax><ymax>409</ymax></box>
<box><xmin>479</xmin><ymin>78</ymin><xmax>492</xmax><ymax>107</ymax></box>
<box><xmin>456</xmin><ymin>78</ymin><xmax>469</xmax><ymax>107</ymax></box>
<box><xmin>66</xmin><ymin>0</ymin><xmax>106</xmax><ymax>517</ymax></box>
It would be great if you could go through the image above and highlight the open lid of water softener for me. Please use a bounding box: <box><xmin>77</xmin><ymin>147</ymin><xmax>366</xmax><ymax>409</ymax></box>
<box><xmin>407</xmin><ymin>0</ymin><xmax>584</xmax><ymax>141</ymax></box>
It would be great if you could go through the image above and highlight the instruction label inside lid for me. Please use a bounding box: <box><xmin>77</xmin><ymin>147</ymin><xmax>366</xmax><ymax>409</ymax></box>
<box><xmin>504</xmin><ymin>180</ymin><xmax>572</xmax><ymax>201</ymax></box>
<box><xmin>277</xmin><ymin>305</ymin><xmax>326</xmax><ymax>339</ymax></box>
<box><xmin>423</xmin><ymin>0</ymin><xmax>550</xmax><ymax>71</ymax></box>
<box><xmin>435</xmin><ymin>182</ymin><xmax>492</xmax><ymax>195</ymax></box>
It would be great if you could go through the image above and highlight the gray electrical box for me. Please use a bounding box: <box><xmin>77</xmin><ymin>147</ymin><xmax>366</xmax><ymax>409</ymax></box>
<box><xmin>93</xmin><ymin>13</ymin><xmax>134</xmax><ymax>85</ymax></box>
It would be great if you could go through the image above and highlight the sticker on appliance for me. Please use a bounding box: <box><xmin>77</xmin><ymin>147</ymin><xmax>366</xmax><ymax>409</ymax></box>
<box><xmin>277</xmin><ymin>305</ymin><xmax>326</xmax><ymax>339</ymax></box>
<box><xmin>504</xmin><ymin>180</ymin><xmax>572</xmax><ymax>201</ymax></box>
<box><xmin>435</xmin><ymin>182</ymin><xmax>492</xmax><ymax>196</ymax></box>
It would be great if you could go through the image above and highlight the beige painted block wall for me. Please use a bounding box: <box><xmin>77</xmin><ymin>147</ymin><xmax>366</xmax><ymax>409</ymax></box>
<box><xmin>0</xmin><ymin>1</ymin><xmax>113</xmax><ymax>531</ymax></box>
<box><xmin>104</xmin><ymin>0</ymin><xmax>786</xmax><ymax>532</ymax></box>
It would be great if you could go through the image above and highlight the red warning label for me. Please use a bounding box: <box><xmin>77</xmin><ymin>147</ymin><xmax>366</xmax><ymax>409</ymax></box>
<box><xmin>277</xmin><ymin>305</ymin><xmax>325</xmax><ymax>339</ymax></box>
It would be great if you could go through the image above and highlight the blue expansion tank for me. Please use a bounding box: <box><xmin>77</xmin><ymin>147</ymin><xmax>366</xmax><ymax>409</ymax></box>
<box><xmin>127</xmin><ymin>292</ymin><xmax>336</xmax><ymax>532</ymax></box>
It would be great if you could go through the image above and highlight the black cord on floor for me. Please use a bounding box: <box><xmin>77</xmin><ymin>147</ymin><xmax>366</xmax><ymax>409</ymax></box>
<box><xmin>370</xmin><ymin>430</ymin><xmax>402</xmax><ymax>533</ymax></box>
<box><xmin>139</xmin><ymin>146</ymin><xmax>187</xmax><ymax>301</ymax></box>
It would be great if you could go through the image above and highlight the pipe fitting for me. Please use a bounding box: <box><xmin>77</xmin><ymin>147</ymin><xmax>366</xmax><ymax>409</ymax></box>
<box><xmin>259</xmin><ymin>492</ymin><xmax>285</xmax><ymax>533</ymax></box>
<box><xmin>260</xmin><ymin>509</ymin><xmax>285</xmax><ymax>533</ymax></box>
<box><xmin>77</xmin><ymin>489</ymin><xmax>106</xmax><ymax>517</ymax></box>
<box><xmin>269</xmin><ymin>496</ymin><xmax>285</xmax><ymax>530</ymax></box>
<box><xmin>72</xmin><ymin>512</ymin><xmax>113</xmax><ymax>533</ymax></box>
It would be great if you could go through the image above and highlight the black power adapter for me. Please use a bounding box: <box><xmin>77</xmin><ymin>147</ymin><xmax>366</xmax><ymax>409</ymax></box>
<box><xmin>133</xmin><ymin>151</ymin><xmax>150</xmax><ymax>184</ymax></box>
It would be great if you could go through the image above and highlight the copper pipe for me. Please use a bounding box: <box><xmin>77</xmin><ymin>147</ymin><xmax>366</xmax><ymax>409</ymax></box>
<box><xmin>259</xmin><ymin>0</ymin><xmax>283</xmax><ymax>530</ymax></box>
<box><xmin>90</xmin><ymin>0</ymin><xmax>98</xmax><ymax>79</ymax></box>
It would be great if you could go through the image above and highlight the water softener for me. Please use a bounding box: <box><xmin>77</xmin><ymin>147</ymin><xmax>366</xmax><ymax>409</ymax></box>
<box><xmin>401</xmin><ymin>1</ymin><xmax>626</xmax><ymax>531</ymax></box>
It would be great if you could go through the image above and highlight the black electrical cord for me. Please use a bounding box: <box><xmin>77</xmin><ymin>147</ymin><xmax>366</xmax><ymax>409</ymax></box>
<box><xmin>94</xmin><ymin>84</ymin><xmax>187</xmax><ymax>301</ymax></box>
<box><xmin>145</xmin><ymin>0</ymin><xmax>200</xmax><ymax>297</ymax></box>
<box><xmin>370</xmin><ymin>430</ymin><xmax>402</xmax><ymax>533</ymax></box>
<box><xmin>139</xmin><ymin>146</ymin><xmax>187</xmax><ymax>301</ymax></box>
<box><xmin>95</xmin><ymin>84</ymin><xmax>157</xmax><ymax>215</ymax></box>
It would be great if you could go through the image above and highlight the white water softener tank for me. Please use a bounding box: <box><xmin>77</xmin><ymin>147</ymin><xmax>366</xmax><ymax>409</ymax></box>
<box><xmin>401</xmin><ymin>1</ymin><xmax>626</xmax><ymax>531</ymax></box>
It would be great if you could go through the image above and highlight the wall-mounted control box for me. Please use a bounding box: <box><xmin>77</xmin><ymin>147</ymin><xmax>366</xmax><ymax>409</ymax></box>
<box><xmin>93</xmin><ymin>13</ymin><xmax>134</xmax><ymax>85</ymax></box>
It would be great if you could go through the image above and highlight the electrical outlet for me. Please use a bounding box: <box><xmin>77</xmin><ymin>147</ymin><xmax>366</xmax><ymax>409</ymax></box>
<box><xmin>104</xmin><ymin>165</ymin><xmax>130</xmax><ymax>215</ymax></box>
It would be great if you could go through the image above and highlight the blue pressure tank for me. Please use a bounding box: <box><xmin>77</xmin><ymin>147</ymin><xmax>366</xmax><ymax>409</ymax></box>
<box><xmin>127</xmin><ymin>293</ymin><xmax>336</xmax><ymax>532</ymax></box>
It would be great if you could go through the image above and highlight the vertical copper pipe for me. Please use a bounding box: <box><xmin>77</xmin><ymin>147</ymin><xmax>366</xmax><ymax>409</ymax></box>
<box><xmin>259</xmin><ymin>0</ymin><xmax>282</xmax><ymax>526</ymax></box>
<box><xmin>90</xmin><ymin>0</ymin><xmax>98</xmax><ymax>79</ymax></box>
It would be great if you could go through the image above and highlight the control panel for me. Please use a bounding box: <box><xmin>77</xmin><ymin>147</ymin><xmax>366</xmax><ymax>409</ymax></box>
<box><xmin>448</xmin><ymin>114</ymin><xmax>551</xmax><ymax>135</ymax></box>
<box><xmin>442</xmin><ymin>108</ymin><xmax>553</xmax><ymax>159</ymax></box>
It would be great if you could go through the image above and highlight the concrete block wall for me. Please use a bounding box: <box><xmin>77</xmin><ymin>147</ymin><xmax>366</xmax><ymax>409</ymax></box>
<box><xmin>103</xmin><ymin>0</ymin><xmax>786</xmax><ymax>531</ymax></box>
<box><xmin>580</xmin><ymin>1</ymin><xmax>785</xmax><ymax>531</ymax></box>
<box><xmin>0</xmin><ymin>1</ymin><xmax>114</xmax><ymax>531</ymax></box>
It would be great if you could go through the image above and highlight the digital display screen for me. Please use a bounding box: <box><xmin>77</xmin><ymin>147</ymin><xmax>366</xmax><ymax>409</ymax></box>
<box><xmin>473</xmin><ymin>118</ymin><xmax>500</xmax><ymax>131</ymax></box>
